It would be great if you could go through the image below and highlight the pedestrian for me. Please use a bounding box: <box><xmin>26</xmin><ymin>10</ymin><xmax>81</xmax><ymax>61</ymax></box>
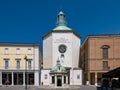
<box><xmin>5</xmin><ymin>79</ymin><xmax>9</xmax><ymax>86</ymax></box>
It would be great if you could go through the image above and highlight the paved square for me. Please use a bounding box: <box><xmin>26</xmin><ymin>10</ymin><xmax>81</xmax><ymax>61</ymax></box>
<box><xmin>0</xmin><ymin>85</ymin><xmax>96</xmax><ymax>90</ymax></box>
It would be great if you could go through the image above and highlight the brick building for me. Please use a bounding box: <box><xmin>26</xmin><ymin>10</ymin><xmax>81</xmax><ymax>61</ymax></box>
<box><xmin>80</xmin><ymin>34</ymin><xmax>120</xmax><ymax>86</ymax></box>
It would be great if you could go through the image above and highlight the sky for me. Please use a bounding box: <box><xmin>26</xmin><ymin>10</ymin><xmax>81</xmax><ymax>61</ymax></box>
<box><xmin>0</xmin><ymin>0</ymin><xmax>120</xmax><ymax>45</ymax></box>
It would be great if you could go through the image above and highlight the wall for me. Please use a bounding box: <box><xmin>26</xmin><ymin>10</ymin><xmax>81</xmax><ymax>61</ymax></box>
<box><xmin>72</xmin><ymin>34</ymin><xmax>80</xmax><ymax>68</ymax></box>
<box><xmin>80</xmin><ymin>35</ymin><xmax>120</xmax><ymax>85</ymax></box>
<box><xmin>43</xmin><ymin>34</ymin><xmax>52</xmax><ymax>68</ymax></box>
<box><xmin>41</xmin><ymin>69</ymin><xmax>50</xmax><ymax>85</ymax></box>
<box><xmin>70</xmin><ymin>69</ymin><xmax>82</xmax><ymax>85</ymax></box>
<box><xmin>0</xmin><ymin>46</ymin><xmax>35</xmax><ymax>70</ymax></box>
<box><xmin>89</xmin><ymin>36</ymin><xmax>120</xmax><ymax>71</ymax></box>
<box><xmin>52</xmin><ymin>32</ymin><xmax>73</xmax><ymax>67</ymax></box>
<box><xmin>34</xmin><ymin>46</ymin><xmax>40</xmax><ymax>86</ymax></box>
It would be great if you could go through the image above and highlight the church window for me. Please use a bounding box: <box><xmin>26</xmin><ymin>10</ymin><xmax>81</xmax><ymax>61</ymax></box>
<box><xmin>58</xmin><ymin>44</ymin><xmax>67</xmax><ymax>53</ymax></box>
<box><xmin>61</xmin><ymin>54</ymin><xmax>64</xmax><ymax>58</ymax></box>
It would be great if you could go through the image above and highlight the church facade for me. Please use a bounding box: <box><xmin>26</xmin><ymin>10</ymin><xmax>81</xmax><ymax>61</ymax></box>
<box><xmin>41</xmin><ymin>11</ymin><xmax>83</xmax><ymax>87</ymax></box>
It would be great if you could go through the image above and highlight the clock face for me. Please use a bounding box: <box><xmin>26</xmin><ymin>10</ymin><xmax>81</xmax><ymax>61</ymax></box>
<box><xmin>59</xmin><ymin>44</ymin><xmax>67</xmax><ymax>53</ymax></box>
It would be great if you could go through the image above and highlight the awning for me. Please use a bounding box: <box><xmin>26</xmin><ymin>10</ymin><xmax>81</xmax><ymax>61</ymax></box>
<box><xmin>102</xmin><ymin>67</ymin><xmax>120</xmax><ymax>78</ymax></box>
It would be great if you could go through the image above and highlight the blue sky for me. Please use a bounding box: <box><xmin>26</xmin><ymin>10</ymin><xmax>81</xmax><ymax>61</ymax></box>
<box><xmin>0</xmin><ymin>0</ymin><xmax>120</xmax><ymax>44</ymax></box>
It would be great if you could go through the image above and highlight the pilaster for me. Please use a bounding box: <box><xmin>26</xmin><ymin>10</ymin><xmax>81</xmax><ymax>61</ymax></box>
<box><xmin>62</xmin><ymin>75</ymin><xmax>64</xmax><ymax>86</ymax></box>
<box><xmin>34</xmin><ymin>71</ymin><xmax>39</xmax><ymax>86</ymax></box>
<box><xmin>55</xmin><ymin>75</ymin><xmax>57</xmax><ymax>87</ymax></box>
<box><xmin>23</xmin><ymin>72</ymin><xmax>25</xmax><ymax>86</ymax></box>
<box><xmin>12</xmin><ymin>72</ymin><xmax>14</xmax><ymax>86</ymax></box>
<box><xmin>0</xmin><ymin>72</ymin><xmax>2</xmax><ymax>85</ymax></box>
<box><xmin>95</xmin><ymin>72</ymin><xmax>98</xmax><ymax>86</ymax></box>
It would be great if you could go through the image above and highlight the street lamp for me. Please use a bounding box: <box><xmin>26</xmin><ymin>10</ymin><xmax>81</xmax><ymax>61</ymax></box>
<box><xmin>24</xmin><ymin>56</ymin><xmax>28</xmax><ymax>89</ymax></box>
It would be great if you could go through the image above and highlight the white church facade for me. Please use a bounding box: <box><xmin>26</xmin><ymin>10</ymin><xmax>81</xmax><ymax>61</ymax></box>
<box><xmin>41</xmin><ymin>11</ymin><xmax>83</xmax><ymax>87</ymax></box>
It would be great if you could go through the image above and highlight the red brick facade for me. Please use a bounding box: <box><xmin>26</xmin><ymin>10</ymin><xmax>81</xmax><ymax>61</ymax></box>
<box><xmin>80</xmin><ymin>35</ymin><xmax>120</xmax><ymax>85</ymax></box>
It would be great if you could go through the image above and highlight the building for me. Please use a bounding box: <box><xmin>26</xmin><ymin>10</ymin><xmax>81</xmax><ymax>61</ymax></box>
<box><xmin>80</xmin><ymin>34</ymin><xmax>120</xmax><ymax>86</ymax></box>
<box><xmin>0</xmin><ymin>43</ymin><xmax>41</xmax><ymax>86</ymax></box>
<box><xmin>41</xmin><ymin>11</ymin><xmax>82</xmax><ymax>87</ymax></box>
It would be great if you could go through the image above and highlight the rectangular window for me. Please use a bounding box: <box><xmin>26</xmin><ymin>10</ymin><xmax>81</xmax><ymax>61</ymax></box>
<box><xmin>16</xmin><ymin>59</ymin><xmax>20</xmax><ymax>69</ymax></box>
<box><xmin>52</xmin><ymin>76</ymin><xmax>55</xmax><ymax>84</ymax></box>
<box><xmin>28</xmin><ymin>59</ymin><xmax>32</xmax><ymax>69</ymax></box>
<box><xmin>28</xmin><ymin>48</ymin><xmax>32</xmax><ymax>55</ymax></box>
<box><xmin>103</xmin><ymin>48</ymin><xmax>108</xmax><ymax>59</ymax></box>
<box><xmin>4</xmin><ymin>59</ymin><xmax>9</xmax><ymax>69</ymax></box>
<box><xmin>16</xmin><ymin>48</ymin><xmax>20</xmax><ymax>54</ymax></box>
<box><xmin>103</xmin><ymin>61</ymin><xmax>108</xmax><ymax>69</ymax></box>
<box><xmin>4</xmin><ymin>48</ymin><xmax>9</xmax><ymax>54</ymax></box>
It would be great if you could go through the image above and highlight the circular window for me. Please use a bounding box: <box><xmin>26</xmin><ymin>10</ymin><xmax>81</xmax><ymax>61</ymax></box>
<box><xmin>58</xmin><ymin>44</ymin><xmax>67</xmax><ymax>53</ymax></box>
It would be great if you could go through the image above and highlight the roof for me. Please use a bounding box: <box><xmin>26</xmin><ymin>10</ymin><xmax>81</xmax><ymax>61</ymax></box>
<box><xmin>53</xmin><ymin>11</ymin><xmax>72</xmax><ymax>31</ymax></box>
<box><xmin>87</xmin><ymin>34</ymin><xmax>120</xmax><ymax>37</ymax></box>
<box><xmin>51</xmin><ymin>65</ymin><xmax>66</xmax><ymax>72</ymax></box>
<box><xmin>81</xmin><ymin>34</ymin><xmax>120</xmax><ymax>47</ymax></box>
<box><xmin>51</xmin><ymin>59</ymin><xmax>67</xmax><ymax>73</ymax></box>
<box><xmin>58</xmin><ymin>11</ymin><xmax>64</xmax><ymax>15</ymax></box>
<box><xmin>53</xmin><ymin>25</ymin><xmax>72</xmax><ymax>31</ymax></box>
<box><xmin>43</xmin><ymin>11</ymin><xmax>81</xmax><ymax>39</ymax></box>
<box><xmin>42</xmin><ymin>30</ymin><xmax>81</xmax><ymax>39</ymax></box>
<box><xmin>0</xmin><ymin>42</ymin><xmax>40</xmax><ymax>46</ymax></box>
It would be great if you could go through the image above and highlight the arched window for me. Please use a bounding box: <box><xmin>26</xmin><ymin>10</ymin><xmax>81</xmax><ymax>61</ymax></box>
<box><xmin>101</xmin><ymin>45</ymin><xmax>110</xmax><ymax>59</ymax></box>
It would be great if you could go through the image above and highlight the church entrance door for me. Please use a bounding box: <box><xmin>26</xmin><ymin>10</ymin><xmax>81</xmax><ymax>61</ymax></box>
<box><xmin>57</xmin><ymin>75</ymin><xmax>62</xmax><ymax>86</ymax></box>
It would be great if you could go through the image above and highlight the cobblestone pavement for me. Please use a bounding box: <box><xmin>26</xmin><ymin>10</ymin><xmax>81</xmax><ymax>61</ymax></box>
<box><xmin>0</xmin><ymin>85</ymin><xmax>97</xmax><ymax>90</ymax></box>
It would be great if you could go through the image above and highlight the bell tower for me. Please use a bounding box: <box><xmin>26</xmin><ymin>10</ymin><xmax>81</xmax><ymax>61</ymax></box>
<box><xmin>57</xmin><ymin>11</ymin><xmax>66</xmax><ymax>26</ymax></box>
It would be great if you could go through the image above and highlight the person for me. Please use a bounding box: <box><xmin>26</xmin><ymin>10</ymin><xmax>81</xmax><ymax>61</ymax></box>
<box><xmin>5</xmin><ymin>79</ymin><xmax>9</xmax><ymax>86</ymax></box>
<box><xmin>42</xmin><ymin>82</ymin><xmax>43</xmax><ymax>85</ymax></box>
<box><xmin>101</xmin><ymin>78</ymin><xmax>109</xmax><ymax>90</ymax></box>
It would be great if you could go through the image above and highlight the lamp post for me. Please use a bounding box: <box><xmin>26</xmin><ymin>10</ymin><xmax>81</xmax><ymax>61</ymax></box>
<box><xmin>24</xmin><ymin>56</ymin><xmax>28</xmax><ymax>89</ymax></box>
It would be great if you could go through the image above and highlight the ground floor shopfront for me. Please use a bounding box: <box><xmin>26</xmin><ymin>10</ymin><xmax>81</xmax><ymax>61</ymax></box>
<box><xmin>84</xmin><ymin>71</ymin><xmax>106</xmax><ymax>86</ymax></box>
<box><xmin>0</xmin><ymin>70</ymin><xmax>40</xmax><ymax>86</ymax></box>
